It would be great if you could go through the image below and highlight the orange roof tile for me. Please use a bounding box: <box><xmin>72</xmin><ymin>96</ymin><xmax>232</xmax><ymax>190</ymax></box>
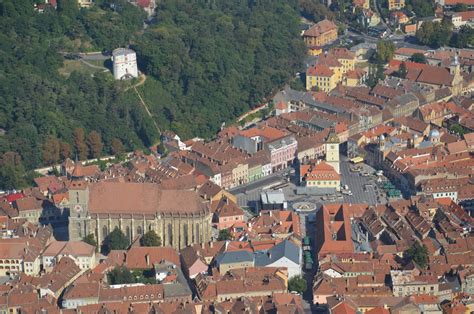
<box><xmin>303</xmin><ymin>19</ymin><xmax>337</xmax><ymax>38</ymax></box>
<box><xmin>307</xmin><ymin>64</ymin><xmax>334</xmax><ymax>77</ymax></box>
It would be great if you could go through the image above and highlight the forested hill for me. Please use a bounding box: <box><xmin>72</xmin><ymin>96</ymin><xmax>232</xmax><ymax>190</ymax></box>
<box><xmin>133</xmin><ymin>0</ymin><xmax>306</xmax><ymax>139</ymax></box>
<box><xmin>0</xmin><ymin>0</ymin><xmax>305</xmax><ymax>188</ymax></box>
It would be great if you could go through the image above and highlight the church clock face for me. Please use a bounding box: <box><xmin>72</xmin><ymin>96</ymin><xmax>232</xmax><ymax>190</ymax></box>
<box><xmin>74</xmin><ymin>204</ymin><xmax>82</xmax><ymax>213</ymax></box>
<box><xmin>331</xmin><ymin>145</ymin><xmax>335</xmax><ymax>149</ymax></box>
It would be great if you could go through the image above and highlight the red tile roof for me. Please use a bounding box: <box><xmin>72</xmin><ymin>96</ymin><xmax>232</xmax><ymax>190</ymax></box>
<box><xmin>125</xmin><ymin>246</ymin><xmax>180</xmax><ymax>269</ymax></box>
<box><xmin>332</xmin><ymin>301</ymin><xmax>357</xmax><ymax>314</ymax></box>
<box><xmin>6</xmin><ymin>193</ymin><xmax>24</xmax><ymax>203</ymax></box>
<box><xmin>87</xmin><ymin>182</ymin><xmax>209</xmax><ymax>215</ymax></box>
<box><xmin>303</xmin><ymin>19</ymin><xmax>337</xmax><ymax>38</ymax></box>
<box><xmin>307</xmin><ymin>64</ymin><xmax>334</xmax><ymax>77</ymax></box>
<box><xmin>238</xmin><ymin>126</ymin><xmax>287</xmax><ymax>141</ymax></box>
<box><xmin>301</xmin><ymin>161</ymin><xmax>340</xmax><ymax>181</ymax></box>
<box><xmin>444</xmin><ymin>0</ymin><xmax>474</xmax><ymax>5</ymax></box>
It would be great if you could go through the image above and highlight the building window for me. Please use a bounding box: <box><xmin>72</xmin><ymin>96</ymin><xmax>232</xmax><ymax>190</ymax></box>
<box><xmin>196</xmin><ymin>223</ymin><xmax>200</xmax><ymax>243</ymax></box>
<box><xmin>168</xmin><ymin>224</ymin><xmax>173</xmax><ymax>246</ymax></box>
<box><xmin>183</xmin><ymin>224</ymin><xmax>189</xmax><ymax>246</ymax></box>
<box><xmin>137</xmin><ymin>226</ymin><xmax>143</xmax><ymax>236</ymax></box>
<box><xmin>126</xmin><ymin>226</ymin><xmax>131</xmax><ymax>242</ymax></box>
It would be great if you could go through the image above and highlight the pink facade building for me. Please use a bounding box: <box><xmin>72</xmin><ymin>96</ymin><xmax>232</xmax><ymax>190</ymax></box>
<box><xmin>268</xmin><ymin>136</ymin><xmax>298</xmax><ymax>172</ymax></box>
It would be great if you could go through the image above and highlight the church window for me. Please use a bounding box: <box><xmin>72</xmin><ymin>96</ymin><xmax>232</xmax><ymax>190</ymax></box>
<box><xmin>196</xmin><ymin>223</ymin><xmax>200</xmax><ymax>243</ymax></box>
<box><xmin>126</xmin><ymin>226</ymin><xmax>131</xmax><ymax>242</ymax></box>
<box><xmin>168</xmin><ymin>224</ymin><xmax>173</xmax><ymax>246</ymax></box>
<box><xmin>77</xmin><ymin>223</ymin><xmax>82</xmax><ymax>238</ymax></box>
<box><xmin>137</xmin><ymin>226</ymin><xmax>143</xmax><ymax>236</ymax></box>
<box><xmin>102</xmin><ymin>226</ymin><xmax>108</xmax><ymax>239</ymax></box>
<box><xmin>183</xmin><ymin>224</ymin><xmax>189</xmax><ymax>246</ymax></box>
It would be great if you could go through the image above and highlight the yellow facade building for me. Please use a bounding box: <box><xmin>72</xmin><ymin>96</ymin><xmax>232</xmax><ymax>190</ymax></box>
<box><xmin>388</xmin><ymin>0</ymin><xmax>405</xmax><ymax>10</ymax></box>
<box><xmin>303</xmin><ymin>20</ymin><xmax>338</xmax><ymax>47</ymax></box>
<box><xmin>343</xmin><ymin>68</ymin><xmax>367</xmax><ymax>87</ymax></box>
<box><xmin>306</xmin><ymin>65</ymin><xmax>338</xmax><ymax>93</ymax></box>
<box><xmin>300</xmin><ymin>161</ymin><xmax>340</xmax><ymax>190</ymax></box>
<box><xmin>308</xmin><ymin>46</ymin><xmax>323</xmax><ymax>56</ymax></box>
<box><xmin>306</xmin><ymin>48</ymin><xmax>356</xmax><ymax>92</ymax></box>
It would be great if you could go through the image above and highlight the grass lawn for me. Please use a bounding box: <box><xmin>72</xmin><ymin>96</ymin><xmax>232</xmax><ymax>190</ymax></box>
<box><xmin>58</xmin><ymin>60</ymin><xmax>108</xmax><ymax>77</ymax></box>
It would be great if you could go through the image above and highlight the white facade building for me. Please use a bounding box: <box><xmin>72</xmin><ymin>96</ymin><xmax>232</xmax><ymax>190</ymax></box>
<box><xmin>112</xmin><ymin>48</ymin><xmax>139</xmax><ymax>80</ymax></box>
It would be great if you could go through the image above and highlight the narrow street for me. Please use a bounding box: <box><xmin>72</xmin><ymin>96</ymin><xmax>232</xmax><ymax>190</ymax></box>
<box><xmin>299</xmin><ymin>210</ymin><xmax>323</xmax><ymax>313</ymax></box>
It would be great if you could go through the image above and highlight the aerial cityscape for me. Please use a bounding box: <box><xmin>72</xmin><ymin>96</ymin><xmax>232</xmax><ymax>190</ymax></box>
<box><xmin>0</xmin><ymin>0</ymin><xmax>473</xmax><ymax>313</ymax></box>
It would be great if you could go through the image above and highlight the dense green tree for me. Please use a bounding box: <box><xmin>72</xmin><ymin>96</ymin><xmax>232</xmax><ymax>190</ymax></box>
<box><xmin>82</xmin><ymin>234</ymin><xmax>98</xmax><ymax>251</ymax></box>
<box><xmin>106</xmin><ymin>227</ymin><xmax>129</xmax><ymax>250</ymax></box>
<box><xmin>108</xmin><ymin>266</ymin><xmax>135</xmax><ymax>284</ymax></box>
<box><xmin>416</xmin><ymin>20</ymin><xmax>453</xmax><ymax>47</ymax></box>
<box><xmin>59</xmin><ymin>141</ymin><xmax>72</xmax><ymax>161</ymax></box>
<box><xmin>73</xmin><ymin>128</ymin><xmax>89</xmax><ymax>161</ymax></box>
<box><xmin>0</xmin><ymin>152</ymin><xmax>28</xmax><ymax>190</ymax></box>
<box><xmin>376</xmin><ymin>41</ymin><xmax>396</xmax><ymax>63</ymax></box>
<box><xmin>132</xmin><ymin>269</ymin><xmax>156</xmax><ymax>284</ymax></box>
<box><xmin>407</xmin><ymin>0</ymin><xmax>435</xmax><ymax>17</ymax></box>
<box><xmin>288</xmin><ymin>276</ymin><xmax>307</xmax><ymax>294</ymax></box>
<box><xmin>405</xmin><ymin>242</ymin><xmax>429</xmax><ymax>269</ymax></box>
<box><xmin>410</xmin><ymin>53</ymin><xmax>427</xmax><ymax>64</ymax></box>
<box><xmin>87</xmin><ymin>131</ymin><xmax>103</xmax><ymax>158</ymax></box>
<box><xmin>299</xmin><ymin>0</ymin><xmax>334</xmax><ymax>22</ymax></box>
<box><xmin>157</xmin><ymin>141</ymin><xmax>168</xmax><ymax>157</ymax></box>
<box><xmin>365</xmin><ymin>64</ymin><xmax>385</xmax><ymax>88</ymax></box>
<box><xmin>111</xmin><ymin>138</ymin><xmax>125</xmax><ymax>155</ymax></box>
<box><xmin>289</xmin><ymin>76</ymin><xmax>306</xmax><ymax>91</ymax></box>
<box><xmin>449</xmin><ymin>124</ymin><xmax>465</xmax><ymax>136</ymax></box>
<box><xmin>0</xmin><ymin>0</ymin><xmax>304</xmax><ymax>173</ymax></box>
<box><xmin>134</xmin><ymin>1</ymin><xmax>305</xmax><ymax>139</ymax></box>
<box><xmin>140</xmin><ymin>230</ymin><xmax>162</xmax><ymax>247</ymax></box>
<box><xmin>218</xmin><ymin>229</ymin><xmax>232</xmax><ymax>241</ymax></box>
<box><xmin>450</xmin><ymin>26</ymin><xmax>474</xmax><ymax>48</ymax></box>
<box><xmin>0</xmin><ymin>0</ymin><xmax>154</xmax><ymax>173</ymax></box>
<box><xmin>42</xmin><ymin>135</ymin><xmax>61</xmax><ymax>165</ymax></box>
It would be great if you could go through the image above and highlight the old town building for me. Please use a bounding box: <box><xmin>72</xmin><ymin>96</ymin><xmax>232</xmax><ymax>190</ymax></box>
<box><xmin>68</xmin><ymin>181</ymin><xmax>212</xmax><ymax>250</ymax></box>
<box><xmin>303</xmin><ymin>19</ymin><xmax>338</xmax><ymax>47</ymax></box>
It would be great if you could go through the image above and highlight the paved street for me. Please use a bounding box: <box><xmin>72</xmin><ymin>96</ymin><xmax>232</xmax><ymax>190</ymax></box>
<box><xmin>298</xmin><ymin>210</ymin><xmax>318</xmax><ymax>313</ymax></box>
<box><xmin>233</xmin><ymin>155</ymin><xmax>394</xmax><ymax>210</ymax></box>
<box><xmin>339</xmin><ymin>156</ymin><xmax>389</xmax><ymax>205</ymax></box>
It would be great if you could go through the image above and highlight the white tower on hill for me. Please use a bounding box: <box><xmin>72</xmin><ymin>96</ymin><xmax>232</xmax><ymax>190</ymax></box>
<box><xmin>325</xmin><ymin>129</ymin><xmax>340</xmax><ymax>174</ymax></box>
<box><xmin>112</xmin><ymin>48</ymin><xmax>138</xmax><ymax>80</ymax></box>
